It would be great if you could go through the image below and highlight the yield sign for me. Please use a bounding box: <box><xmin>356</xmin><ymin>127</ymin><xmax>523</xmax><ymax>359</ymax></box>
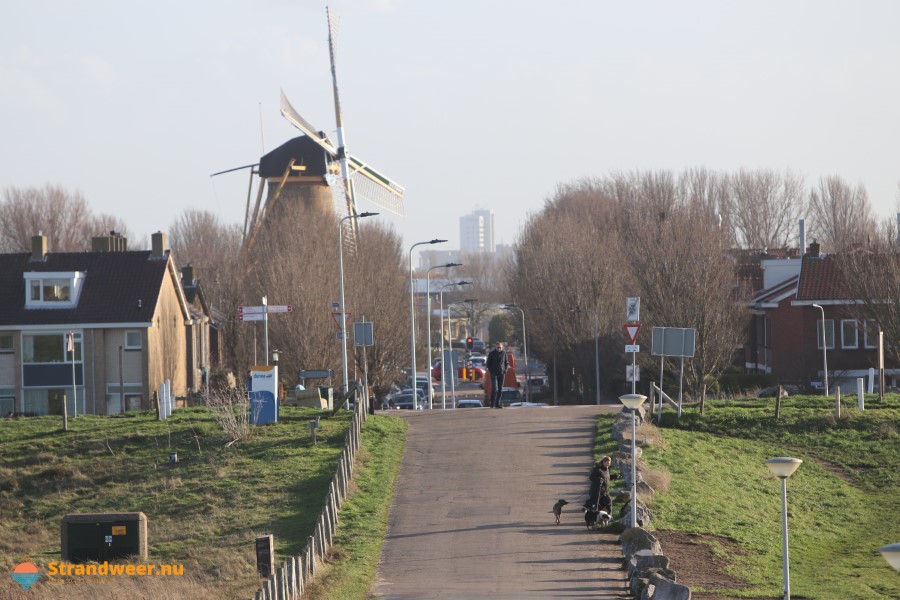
<box><xmin>332</xmin><ymin>311</ymin><xmax>351</xmax><ymax>331</ymax></box>
<box><xmin>623</xmin><ymin>323</ymin><xmax>641</xmax><ymax>345</ymax></box>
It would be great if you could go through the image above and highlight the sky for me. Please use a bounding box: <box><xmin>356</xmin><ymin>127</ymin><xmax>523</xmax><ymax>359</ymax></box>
<box><xmin>3</xmin><ymin>1</ymin><xmax>899</xmax><ymax>258</ymax></box>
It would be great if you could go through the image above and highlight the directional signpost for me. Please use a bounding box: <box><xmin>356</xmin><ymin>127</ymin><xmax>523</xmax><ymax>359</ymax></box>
<box><xmin>624</xmin><ymin>298</ymin><xmax>641</xmax><ymax>394</ymax></box>
<box><xmin>239</xmin><ymin>302</ymin><xmax>293</xmax><ymax>365</ymax></box>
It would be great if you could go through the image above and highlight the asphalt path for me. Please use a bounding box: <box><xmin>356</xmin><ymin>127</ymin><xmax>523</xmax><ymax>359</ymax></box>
<box><xmin>370</xmin><ymin>401</ymin><xmax>631</xmax><ymax>599</ymax></box>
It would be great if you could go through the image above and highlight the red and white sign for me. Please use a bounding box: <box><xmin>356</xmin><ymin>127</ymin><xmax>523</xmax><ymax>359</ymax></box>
<box><xmin>332</xmin><ymin>311</ymin><xmax>351</xmax><ymax>331</ymax></box>
<box><xmin>623</xmin><ymin>323</ymin><xmax>641</xmax><ymax>345</ymax></box>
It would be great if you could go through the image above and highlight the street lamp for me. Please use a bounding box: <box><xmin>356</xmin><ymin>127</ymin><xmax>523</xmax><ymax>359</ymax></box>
<box><xmin>409</xmin><ymin>239</ymin><xmax>447</xmax><ymax>406</ymax></box>
<box><xmin>426</xmin><ymin>263</ymin><xmax>462</xmax><ymax>408</ymax></box>
<box><xmin>618</xmin><ymin>393</ymin><xmax>646</xmax><ymax>529</ymax></box>
<box><xmin>811</xmin><ymin>304</ymin><xmax>829</xmax><ymax>396</ymax></box>
<box><xmin>503</xmin><ymin>304</ymin><xmax>529</xmax><ymax>402</ymax></box>
<box><xmin>571</xmin><ymin>308</ymin><xmax>601</xmax><ymax>405</ymax></box>
<box><xmin>878</xmin><ymin>543</ymin><xmax>900</xmax><ymax>571</ymax></box>
<box><xmin>439</xmin><ymin>281</ymin><xmax>471</xmax><ymax>408</ymax></box>
<box><xmin>766</xmin><ymin>457</ymin><xmax>803</xmax><ymax>600</ymax></box>
<box><xmin>339</xmin><ymin>212</ymin><xmax>379</xmax><ymax>396</ymax></box>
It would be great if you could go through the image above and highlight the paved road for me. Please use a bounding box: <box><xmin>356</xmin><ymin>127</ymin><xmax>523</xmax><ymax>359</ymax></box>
<box><xmin>370</xmin><ymin>404</ymin><xmax>631</xmax><ymax>599</ymax></box>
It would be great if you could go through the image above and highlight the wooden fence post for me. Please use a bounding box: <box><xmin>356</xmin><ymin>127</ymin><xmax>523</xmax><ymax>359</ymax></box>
<box><xmin>775</xmin><ymin>386</ymin><xmax>782</xmax><ymax>420</ymax></box>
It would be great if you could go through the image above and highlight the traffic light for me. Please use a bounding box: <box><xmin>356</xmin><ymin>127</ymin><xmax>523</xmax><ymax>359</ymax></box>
<box><xmin>466</xmin><ymin>337</ymin><xmax>473</xmax><ymax>351</ymax></box>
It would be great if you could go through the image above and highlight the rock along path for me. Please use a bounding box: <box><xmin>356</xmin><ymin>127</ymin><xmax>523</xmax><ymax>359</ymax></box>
<box><xmin>370</xmin><ymin>404</ymin><xmax>632</xmax><ymax>599</ymax></box>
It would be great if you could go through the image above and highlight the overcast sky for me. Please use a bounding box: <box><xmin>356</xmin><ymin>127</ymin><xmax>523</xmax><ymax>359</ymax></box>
<box><xmin>3</xmin><ymin>1</ymin><xmax>898</xmax><ymax>256</ymax></box>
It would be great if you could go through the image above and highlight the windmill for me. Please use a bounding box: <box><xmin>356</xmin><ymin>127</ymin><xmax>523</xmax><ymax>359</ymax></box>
<box><xmin>214</xmin><ymin>6</ymin><xmax>405</xmax><ymax>262</ymax></box>
<box><xmin>279</xmin><ymin>6</ymin><xmax>405</xmax><ymax>236</ymax></box>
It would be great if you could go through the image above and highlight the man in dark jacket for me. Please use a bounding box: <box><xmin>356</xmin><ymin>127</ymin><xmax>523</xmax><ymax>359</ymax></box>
<box><xmin>486</xmin><ymin>342</ymin><xmax>509</xmax><ymax>409</ymax></box>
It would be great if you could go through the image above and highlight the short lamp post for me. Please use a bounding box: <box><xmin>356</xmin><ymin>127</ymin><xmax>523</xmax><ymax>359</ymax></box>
<box><xmin>438</xmin><ymin>281</ymin><xmax>471</xmax><ymax>409</ymax></box>
<box><xmin>619</xmin><ymin>393</ymin><xmax>646</xmax><ymax>529</ymax></box>
<box><xmin>503</xmin><ymin>304</ymin><xmax>529</xmax><ymax>402</ymax></box>
<box><xmin>766</xmin><ymin>457</ymin><xmax>803</xmax><ymax>600</ymax></box>
<box><xmin>878</xmin><ymin>543</ymin><xmax>900</xmax><ymax>572</ymax></box>
<box><xmin>811</xmin><ymin>304</ymin><xmax>829</xmax><ymax>396</ymax></box>
<box><xmin>409</xmin><ymin>239</ymin><xmax>447</xmax><ymax>405</ymax></box>
<box><xmin>426</xmin><ymin>263</ymin><xmax>461</xmax><ymax>408</ymax></box>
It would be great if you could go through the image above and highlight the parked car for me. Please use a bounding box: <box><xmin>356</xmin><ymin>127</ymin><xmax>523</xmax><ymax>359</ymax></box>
<box><xmin>469</xmin><ymin>355</ymin><xmax>486</xmax><ymax>369</ymax></box>
<box><xmin>509</xmin><ymin>401</ymin><xmax>550</xmax><ymax>407</ymax></box>
<box><xmin>499</xmin><ymin>387</ymin><xmax>522</xmax><ymax>406</ymax></box>
<box><xmin>456</xmin><ymin>399</ymin><xmax>484</xmax><ymax>408</ymax></box>
<box><xmin>525</xmin><ymin>376</ymin><xmax>549</xmax><ymax>394</ymax></box>
<box><xmin>471</xmin><ymin>338</ymin><xmax>486</xmax><ymax>353</ymax></box>
<box><xmin>392</xmin><ymin>392</ymin><xmax>420</xmax><ymax>410</ymax></box>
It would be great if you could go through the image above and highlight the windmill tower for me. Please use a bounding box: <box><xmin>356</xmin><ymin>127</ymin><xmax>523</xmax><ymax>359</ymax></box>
<box><xmin>217</xmin><ymin>7</ymin><xmax>405</xmax><ymax>261</ymax></box>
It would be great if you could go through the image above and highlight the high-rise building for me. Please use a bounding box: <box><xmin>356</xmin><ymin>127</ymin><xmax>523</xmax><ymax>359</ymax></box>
<box><xmin>459</xmin><ymin>209</ymin><xmax>494</xmax><ymax>253</ymax></box>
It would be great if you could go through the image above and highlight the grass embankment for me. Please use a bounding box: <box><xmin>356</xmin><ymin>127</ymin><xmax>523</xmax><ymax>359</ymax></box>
<box><xmin>0</xmin><ymin>406</ymin><xmax>407</xmax><ymax>599</ymax></box>
<box><xmin>598</xmin><ymin>395</ymin><xmax>899</xmax><ymax>599</ymax></box>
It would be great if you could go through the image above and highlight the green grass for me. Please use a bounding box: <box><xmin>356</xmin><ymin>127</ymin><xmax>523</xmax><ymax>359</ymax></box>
<box><xmin>613</xmin><ymin>394</ymin><xmax>900</xmax><ymax>599</ymax></box>
<box><xmin>0</xmin><ymin>406</ymin><xmax>395</xmax><ymax>598</ymax></box>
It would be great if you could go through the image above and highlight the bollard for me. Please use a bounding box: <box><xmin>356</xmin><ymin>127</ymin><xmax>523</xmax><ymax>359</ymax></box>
<box><xmin>835</xmin><ymin>388</ymin><xmax>841</xmax><ymax>419</ymax></box>
<box><xmin>857</xmin><ymin>378</ymin><xmax>865</xmax><ymax>411</ymax></box>
<box><xmin>308</xmin><ymin>421</ymin><xmax>317</xmax><ymax>447</ymax></box>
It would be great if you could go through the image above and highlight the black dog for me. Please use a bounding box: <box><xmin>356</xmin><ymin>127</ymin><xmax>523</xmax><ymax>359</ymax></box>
<box><xmin>583</xmin><ymin>504</ymin><xmax>599</xmax><ymax>529</ymax></box>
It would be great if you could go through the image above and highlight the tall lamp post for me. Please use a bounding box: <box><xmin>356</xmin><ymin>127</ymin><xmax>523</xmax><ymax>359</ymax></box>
<box><xmin>766</xmin><ymin>457</ymin><xmax>803</xmax><ymax>600</ymax></box>
<box><xmin>438</xmin><ymin>281</ymin><xmax>471</xmax><ymax>409</ymax></box>
<box><xmin>426</xmin><ymin>263</ymin><xmax>462</xmax><ymax>408</ymax></box>
<box><xmin>811</xmin><ymin>304</ymin><xmax>829</xmax><ymax>396</ymax></box>
<box><xmin>503</xmin><ymin>304</ymin><xmax>529</xmax><ymax>402</ymax></box>
<box><xmin>618</xmin><ymin>393</ymin><xmax>646</xmax><ymax>528</ymax></box>
<box><xmin>409</xmin><ymin>239</ymin><xmax>447</xmax><ymax>404</ymax></box>
<box><xmin>338</xmin><ymin>212</ymin><xmax>378</xmax><ymax>396</ymax></box>
<box><xmin>571</xmin><ymin>308</ymin><xmax>601</xmax><ymax>405</ymax></box>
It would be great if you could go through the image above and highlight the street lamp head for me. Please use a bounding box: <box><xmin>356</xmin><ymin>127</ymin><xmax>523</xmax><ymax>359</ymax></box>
<box><xmin>812</xmin><ymin>303</ymin><xmax>822</xmax><ymax>309</ymax></box>
<box><xmin>272</xmin><ymin>349</ymin><xmax>280</xmax><ymax>363</ymax></box>
<box><xmin>619</xmin><ymin>393</ymin><xmax>647</xmax><ymax>410</ymax></box>
<box><xmin>765</xmin><ymin>457</ymin><xmax>802</xmax><ymax>479</ymax></box>
<box><xmin>359</xmin><ymin>211</ymin><xmax>379</xmax><ymax>218</ymax></box>
<box><xmin>429</xmin><ymin>239</ymin><xmax>447</xmax><ymax>245</ymax></box>
<box><xmin>443</xmin><ymin>262</ymin><xmax>462</xmax><ymax>268</ymax></box>
<box><xmin>457</xmin><ymin>280</ymin><xmax>472</xmax><ymax>286</ymax></box>
<box><xmin>878</xmin><ymin>543</ymin><xmax>900</xmax><ymax>571</ymax></box>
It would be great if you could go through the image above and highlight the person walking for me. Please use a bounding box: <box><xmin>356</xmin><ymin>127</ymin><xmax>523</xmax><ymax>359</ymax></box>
<box><xmin>486</xmin><ymin>342</ymin><xmax>509</xmax><ymax>409</ymax></box>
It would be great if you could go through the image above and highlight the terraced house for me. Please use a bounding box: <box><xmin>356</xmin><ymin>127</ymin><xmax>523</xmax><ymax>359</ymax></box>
<box><xmin>0</xmin><ymin>232</ymin><xmax>212</xmax><ymax>416</ymax></box>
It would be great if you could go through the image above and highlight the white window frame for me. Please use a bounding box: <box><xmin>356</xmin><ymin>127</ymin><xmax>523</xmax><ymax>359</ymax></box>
<box><xmin>863</xmin><ymin>320</ymin><xmax>879</xmax><ymax>349</ymax></box>
<box><xmin>841</xmin><ymin>319</ymin><xmax>858</xmax><ymax>349</ymax></box>
<box><xmin>124</xmin><ymin>330</ymin><xmax>142</xmax><ymax>350</ymax></box>
<box><xmin>24</xmin><ymin>272</ymin><xmax>85</xmax><ymax>308</ymax></box>
<box><xmin>816</xmin><ymin>319</ymin><xmax>835</xmax><ymax>350</ymax></box>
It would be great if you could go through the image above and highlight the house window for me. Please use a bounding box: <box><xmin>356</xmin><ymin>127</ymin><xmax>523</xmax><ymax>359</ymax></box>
<box><xmin>0</xmin><ymin>386</ymin><xmax>14</xmax><ymax>416</ymax></box>
<box><xmin>23</xmin><ymin>333</ymin><xmax>82</xmax><ymax>363</ymax></box>
<box><xmin>124</xmin><ymin>330</ymin><xmax>142</xmax><ymax>350</ymax></box>
<box><xmin>863</xmin><ymin>320</ymin><xmax>879</xmax><ymax>349</ymax></box>
<box><xmin>23</xmin><ymin>388</ymin><xmax>82</xmax><ymax>416</ymax></box>
<box><xmin>841</xmin><ymin>320</ymin><xmax>858</xmax><ymax>349</ymax></box>
<box><xmin>106</xmin><ymin>384</ymin><xmax>144</xmax><ymax>414</ymax></box>
<box><xmin>0</xmin><ymin>334</ymin><xmax>12</xmax><ymax>353</ymax></box>
<box><xmin>24</xmin><ymin>272</ymin><xmax>84</xmax><ymax>308</ymax></box>
<box><xmin>816</xmin><ymin>319</ymin><xmax>835</xmax><ymax>350</ymax></box>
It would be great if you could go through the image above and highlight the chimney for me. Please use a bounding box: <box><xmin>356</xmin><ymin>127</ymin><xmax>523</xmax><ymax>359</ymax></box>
<box><xmin>92</xmin><ymin>231</ymin><xmax>128</xmax><ymax>252</ymax></box>
<box><xmin>31</xmin><ymin>233</ymin><xmax>47</xmax><ymax>261</ymax></box>
<box><xmin>808</xmin><ymin>239</ymin><xmax>820</xmax><ymax>258</ymax></box>
<box><xmin>151</xmin><ymin>231</ymin><xmax>169</xmax><ymax>258</ymax></box>
<box><xmin>182</xmin><ymin>265</ymin><xmax>195</xmax><ymax>286</ymax></box>
<box><xmin>798</xmin><ymin>218</ymin><xmax>806</xmax><ymax>258</ymax></box>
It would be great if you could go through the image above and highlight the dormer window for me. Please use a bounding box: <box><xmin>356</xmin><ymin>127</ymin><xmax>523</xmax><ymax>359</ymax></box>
<box><xmin>24</xmin><ymin>272</ymin><xmax>85</xmax><ymax>308</ymax></box>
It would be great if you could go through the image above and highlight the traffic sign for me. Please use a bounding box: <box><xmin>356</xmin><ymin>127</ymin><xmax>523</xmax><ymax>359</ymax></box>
<box><xmin>240</xmin><ymin>313</ymin><xmax>265</xmax><ymax>322</ymax></box>
<box><xmin>624</xmin><ymin>323</ymin><xmax>641</xmax><ymax>344</ymax></box>
<box><xmin>625</xmin><ymin>344</ymin><xmax>640</xmax><ymax>353</ymax></box>
<box><xmin>241</xmin><ymin>305</ymin><xmax>266</xmax><ymax>315</ymax></box>
<box><xmin>266</xmin><ymin>305</ymin><xmax>292</xmax><ymax>314</ymax></box>
<box><xmin>332</xmin><ymin>312</ymin><xmax>351</xmax><ymax>330</ymax></box>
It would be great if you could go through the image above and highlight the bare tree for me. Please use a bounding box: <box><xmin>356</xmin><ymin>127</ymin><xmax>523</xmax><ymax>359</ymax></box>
<box><xmin>0</xmin><ymin>184</ymin><xmax>131</xmax><ymax>251</ymax></box>
<box><xmin>722</xmin><ymin>168</ymin><xmax>806</xmax><ymax>249</ymax></box>
<box><xmin>808</xmin><ymin>175</ymin><xmax>876</xmax><ymax>251</ymax></box>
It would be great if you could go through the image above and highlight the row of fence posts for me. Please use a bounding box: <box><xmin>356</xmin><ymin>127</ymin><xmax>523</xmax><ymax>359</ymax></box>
<box><xmin>251</xmin><ymin>393</ymin><xmax>367</xmax><ymax>600</ymax></box>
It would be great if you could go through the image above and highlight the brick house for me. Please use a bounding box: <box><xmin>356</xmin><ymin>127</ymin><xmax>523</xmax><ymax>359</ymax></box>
<box><xmin>748</xmin><ymin>241</ymin><xmax>898</xmax><ymax>391</ymax></box>
<box><xmin>0</xmin><ymin>232</ymin><xmax>212</xmax><ymax>416</ymax></box>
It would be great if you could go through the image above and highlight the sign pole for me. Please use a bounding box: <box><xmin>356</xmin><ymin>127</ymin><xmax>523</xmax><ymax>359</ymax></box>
<box><xmin>631</xmin><ymin>350</ymin><xmax>637</xmax><ymax>395</ymax></box>
<box><xmin>67</xmin><ymin>331</ymin><xmax>77</xmax><ymax>417</ymax></box>
<box><xmin>262</xmin><ymin>296</ymin><xmax>269</xmax><ymax>366</ymax></box>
